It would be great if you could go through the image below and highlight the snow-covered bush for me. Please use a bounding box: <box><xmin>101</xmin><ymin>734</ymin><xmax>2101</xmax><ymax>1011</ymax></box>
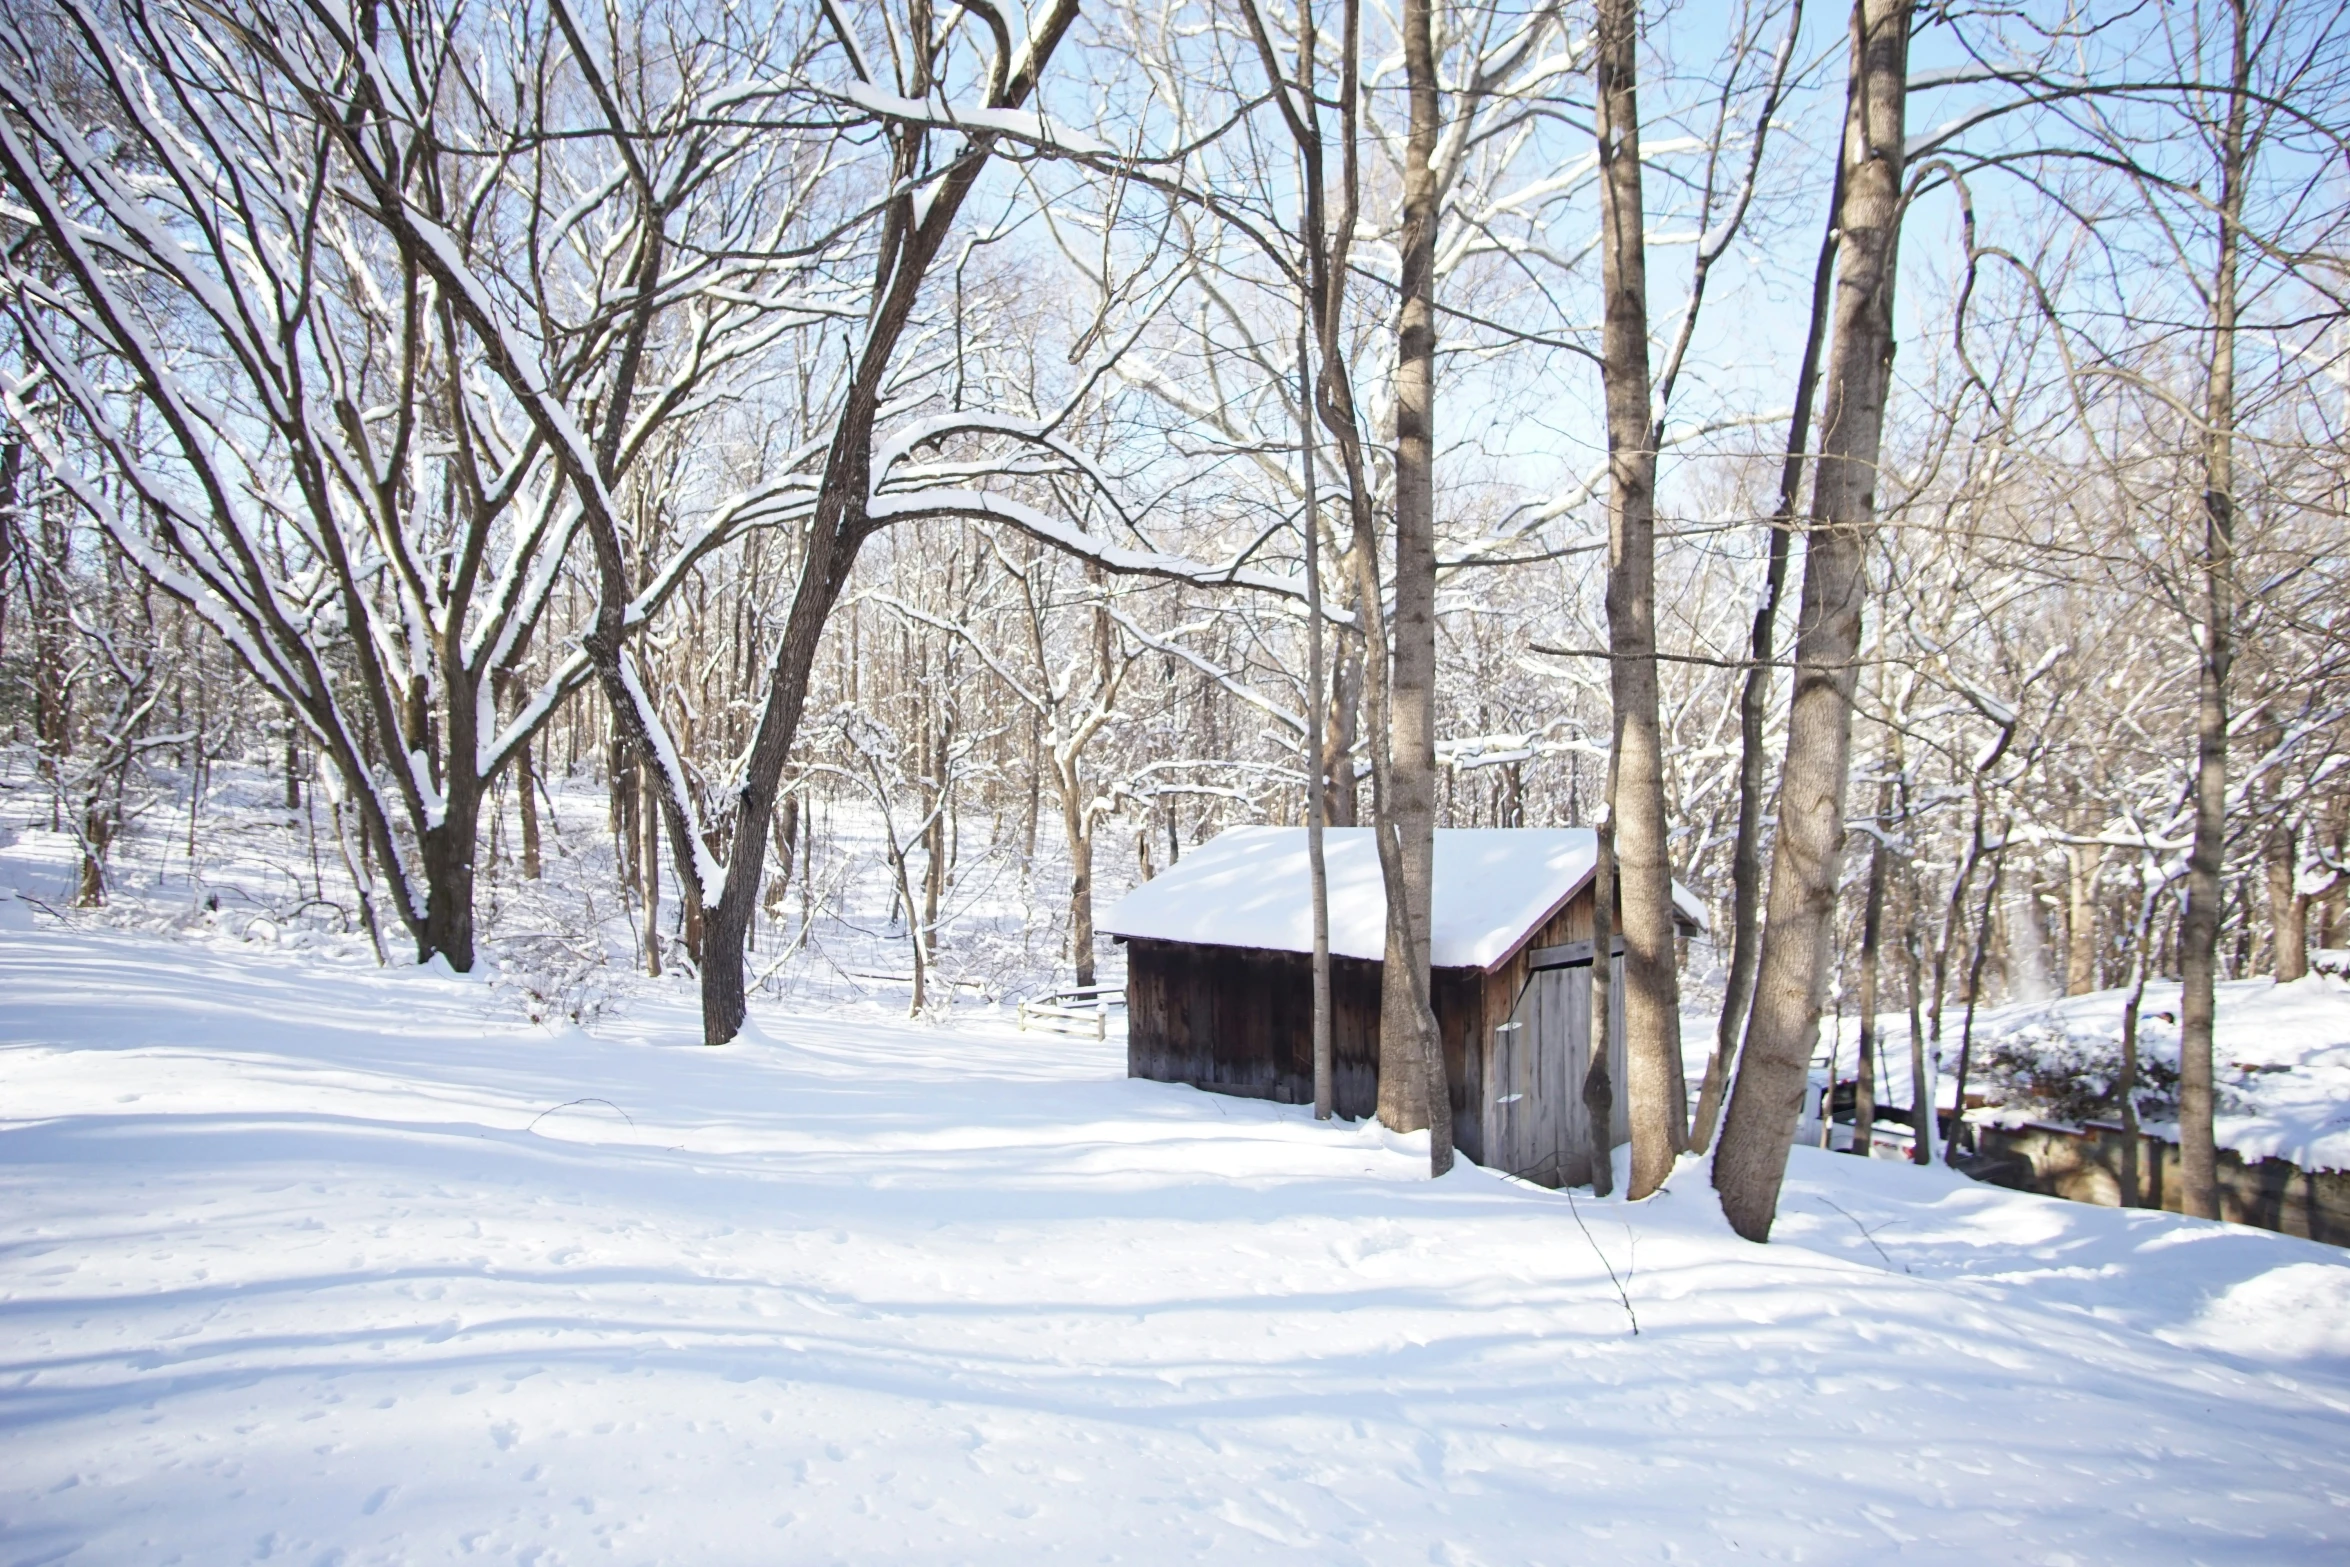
<box><xmin>1982</xmin><ymin>1026</ymin><xmax>2184</xmax><ymax>1126</ymax></box>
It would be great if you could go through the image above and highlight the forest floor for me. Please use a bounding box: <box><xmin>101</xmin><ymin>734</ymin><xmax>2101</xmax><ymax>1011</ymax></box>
<box><xmin>8</xmin><ymin>763</ymin><xmax>2350</xmax><ymax>1561</ymax></box>
<box><xmin>7</xmin><ymin>885</ymin><xmax>2350</xmax><ymax>1561</ymax></box>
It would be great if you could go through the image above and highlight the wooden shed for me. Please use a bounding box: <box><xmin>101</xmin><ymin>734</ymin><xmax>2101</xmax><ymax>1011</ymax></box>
<box><xmin>1101</xmin><ymin>827</ymin><xmax>1706</xmax><ymax>1188</ymax></box>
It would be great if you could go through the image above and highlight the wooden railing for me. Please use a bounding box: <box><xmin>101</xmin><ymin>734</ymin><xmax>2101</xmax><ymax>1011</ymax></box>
<box><xmin>1017</xmin><ymin>985</ymin><xmax>1126</xmax><ymax>1040</ymax></box>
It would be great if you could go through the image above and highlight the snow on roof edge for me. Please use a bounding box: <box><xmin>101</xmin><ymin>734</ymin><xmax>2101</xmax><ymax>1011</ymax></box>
<box><xmin>1101</xmin><ymin>826</ymin><xmax>1705</xmax><ymax>972</ymax></box>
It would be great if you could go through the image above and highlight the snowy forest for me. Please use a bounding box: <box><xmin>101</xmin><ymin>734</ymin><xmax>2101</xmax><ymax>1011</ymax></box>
<box><xmin>2</xmin><ymin>0</ymin><xmax>2346</xmax><ymax>1243</ymax></box>
<box><xmin>8</xmin><ymin>0</ymin><xmax>2350</xmax><ymax>1556</ymax></box>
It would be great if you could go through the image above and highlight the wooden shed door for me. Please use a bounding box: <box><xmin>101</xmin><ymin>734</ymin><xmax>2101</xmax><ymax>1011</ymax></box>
<box><xmin>1484</xmin><ymin>953</ymin><xmax>1628</xmax><ymax>1188</ymax></box>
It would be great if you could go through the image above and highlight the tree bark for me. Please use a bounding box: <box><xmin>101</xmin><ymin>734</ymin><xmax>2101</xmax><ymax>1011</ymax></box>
<box><xmin>1325</xmin><ymin>643</ymin><xmax>1363</xmax><ymax>827</ymax></box>
<box><xmin>1594</xmin><ymin>0</ymin><xmax>1686</xmax><ymax>1199</ymax></box>
<box><xmin>1712</xmin><ymin>0</ymin><xmax>1912</xmax><ymax>1243</ymax></box>
<box><xmin>1588</xmin><ymin>812</ymin><xmax>1619</xmax><ymax>1196</ymax></box>
<box><xmin>1268</xmin><ymin>0</ymin><xmax>1444</xmax><ymax>1167</ymax></box>
<box><xmin>0</xmin><ymin>441</ymin><xmax>15</xmax><ymax>663</ymax></box>
<box><xmin>1377</xmin><ymin>0</ymin><xmax>1451</xmax><ymax>1174</ymax></box>
<box><xmin>2179</xmin><ymin>0</ymin><xmax>2250</xmax><ymax>1222</ymax></box>
<box><xmin>1899</xmin><ymin>744</ymin><xmax>1937</xmax><ymax>1166</ymax></box>
<box><xmin>765</xmin><ymin>794</ymin><xmax>801</xmax><ymax>927</ymax></box>
<box><xmin>1301</xmin><ymin>309</ymin><xmax>1335</xmax><ymax>1121</ymax></box>
<box><xmin>1906</xmin><ymin>907</ymin><xmax>1936</xmax><ymax>1164</ymax></box>
<box><xmin>516</xmin><ymin>737</ymin><xmax>542</xmax><ymax>882</ymax></box>
<box><xmin>1250</xmin><ymin>0</ymin><xmax>1361</xmax><ymax>1127</ymax></box>
<box><xmin>643</xmin><ymin>769</ymin><xmax>664</xmax><ymax>979</ymax></box>
<box><xmin>1689</xmin><ymin>144</ymin><xmax>1846</xmax><ymax>1156</ymax></box>
<box><xmin>1068</xmin><ymin>799</ymin><xmax>1098</xmax><ymax>989</ymax></box>
<box><xmin>75</xmin><ymin>807</ymin><xmax>110</xmax><ymax>906</ymax></box>
<box><xmin>2117</xmin><ymin>863</ymin><xmax>2162</xmax><ymax>1207</ymax></box>
<box><xmin>1853</xmin><ymin>780</ymin><xmax>1890</xmax><ymax>1156</ymax></box>
<box><xmin>2065</xmin><ymin>842</ymin><xmax>2101</xmax><ymax>993</ymax></box>
<box><xmin>415</xmin><ymin>659</ymin><xmax>485</xmax><ymax>970</ymax></box>
<box><xmin>1945</xmin><ymin>847</ymin><xmax>2002</xmax><ymax>1164</ymax></box>
<box><xmin>891</xmin><ymin>815</ymin><xmax>930</xmax><ymax>1017</ymax></box>
<box><xmin>2267</xmin><ymin>824</ymin><xmax>2307</xmax><ymax>982</ymax></box>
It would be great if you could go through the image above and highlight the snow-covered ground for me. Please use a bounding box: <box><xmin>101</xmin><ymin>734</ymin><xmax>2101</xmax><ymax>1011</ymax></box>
<box><xmin>8</xmin><ymin>899</ymin><xmax>2350</xmax><ymax>1561</ymax></box>
<box><xmin>9</xmin><ymin>758</ymin><xmax>2350</xmax><ymax>1561</ymax></box>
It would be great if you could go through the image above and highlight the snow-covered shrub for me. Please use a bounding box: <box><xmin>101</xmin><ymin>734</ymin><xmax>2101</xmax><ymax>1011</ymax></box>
<box><xmin>491</xmin><ymin>933</ymin><xmax>621</xmax><ymax>1028</ymax></box>
<box><xmin>1983</xmin><ymin>1025</ymin><xmax>2185</xmax><ymax>1126</ymax></box>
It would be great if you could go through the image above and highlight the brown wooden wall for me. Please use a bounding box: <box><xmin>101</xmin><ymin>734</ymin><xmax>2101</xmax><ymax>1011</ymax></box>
<box><xmin>1120</xmin><ymin>884</ymin><xmax>1616</xmax><ymax>1179</ymax></box>
<box><xmin>1123</xmin><ymin>937</ymin><xmax>1385</xmax><ymax>1120</ymax></box>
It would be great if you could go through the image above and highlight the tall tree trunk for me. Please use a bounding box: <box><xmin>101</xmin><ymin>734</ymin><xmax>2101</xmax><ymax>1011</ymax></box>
<box><xmin>1905</xmin><ymin>902</ymin><xmax>1935</xmax><ymax>1164</ymax></box>
<box><xmin>1302</xmin><ymin>310</ymin><xmax>1335</xmax><ymax>1121</ymax></box>
<box><xmin>1023</xmin><ymin>709</ymin><xmax>1043</xmax><ymax>864</ymax></box>
<box><xmin>2267</xmin><ymin>824</ymin><xmax>2308</xmax><ymax>982</ymax></box>
<box><xmin>1250</xmin><ymin>0</ymin><xmax>1357</xmax><ymax>1124</ymax></box>
<box><xmin>1594</xmin><ymin>0</ymin><xmax>1686</xmax><ymax>1198</ymax></box>
<box><xmin>2117</xmin><ymin>862</ymin><xmax>2162</xmax><ymax>1207</ymax></box>
<box><xmin>413</xmin><ymin>658</ymin><xmax>485</xmax><ymax>970</ymax></box>
<box><xmin>1712</xmin><ymin>0</ymin><xmax>1913</xmax><ymax>1242</ymax></box>
<box><xmin>1373</xmin><ymin>0</ymin><xmax>1451</xmax><ymax>1177</ymax></box>
<box><xmin>1689</xmin><ymin>145</ymin><xmax>1846</xmax><ymax>1156</ymax></box>
<box><xmin>1587</xmin><ymin>813</ymin><xmax>1619</xmax><ymax>1196</ymax></box>
<box><xmin>765</xmin><ymin>795</ymin><xmax>801</xmax><ymax>926</ymax></box>
<box><xmin>643</xmin><ymin>773</ymin><xmax>663</xmax><ymax>979</ymax></box>
<box><xmin>516</xmin><ymin>737</ymin><xmax>542</xmax><ymax>882</ymax></box>
<box><xmin>1326</xmin><ymin>643</ymin><xmax>1363</xmax><ymax>827</ymax></box>
<box><xmin>1853</xmin><ymin>779</ymin><xmax>1890</xmax><ymax>1156</ymax></box>
<box><xmin>32</xmin><ymin>504</ymin><xmax>69</xmax><ymax>831</ymax></box>
<box><xmin>0</xmin><ymin>441</ymin><xmax>16</xmax><ymax>663</ymax></box>
<box><xmin>1274</xmin><ymin>0</ymin><xmax>1441</xmax><ymax>1164</ymax></box>
<box><xmin>918</xmin><ymin>665</ymin><xmax>951</xmax><ymax>945</ymax></box>
<box><xmin>1068</xmin><ymin>804</ymin><xmax>1098</xmax><ymax>989</ymax></box>
<box><xmin>2065</xmin><ymin>842</ymin><xmax>2101</xmax><ymax>993</ymax></box>
<box><xmin>1896</xmin><ymin>735</ymin><xmax>1936</xmax><ymax>1165</ymax></box>
<box><xmin>612</xmin><ymin>736</ymin><xmax>637</xmax><ymax>908</ymax></box>
<box><xmin>704</xmin><ymin>445</ymin><xmax>880</xmax><ymax>1045</ymax></box>
<box><xmin>889</xmin><ymin>820</ymin><xmax>930</xmax><ymax>1017</ymax></box>
<box><xmin>1945</xmin><ymin>848</ymin><xmax>2003</xmax><ymax>1164</ymax></box>
<box><xmin>2179</xmin><ymin>0</ymin><xmax>2250</xmax><ymax>1221</ymax></box>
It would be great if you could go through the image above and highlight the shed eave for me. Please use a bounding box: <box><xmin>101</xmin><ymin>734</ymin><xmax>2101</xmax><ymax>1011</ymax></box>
<box><xmin>1476</xmin><ymin>866</ymin><xmax>1598</xmax><ymax>975</ymax></box>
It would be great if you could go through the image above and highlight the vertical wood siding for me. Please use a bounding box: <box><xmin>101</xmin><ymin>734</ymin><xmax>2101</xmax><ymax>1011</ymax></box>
<box><xmin>1120</xmin><ymin>885</ymin><xmax>1631</xmax><ymax>1186</ymax></box>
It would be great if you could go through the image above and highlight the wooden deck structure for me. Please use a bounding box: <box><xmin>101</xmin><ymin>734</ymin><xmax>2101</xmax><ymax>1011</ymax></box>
<box><xmin>1104</xmin><ymin>828</ymin><xmax>1699</xmax><ymax>1187</ymax></box>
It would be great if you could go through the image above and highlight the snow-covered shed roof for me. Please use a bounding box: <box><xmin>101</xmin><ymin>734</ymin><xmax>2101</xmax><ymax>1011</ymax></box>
<box><xmin>1101</xmin><ymin>826</ymin><xmax>1707</xmax><ymax>973</ymax></box>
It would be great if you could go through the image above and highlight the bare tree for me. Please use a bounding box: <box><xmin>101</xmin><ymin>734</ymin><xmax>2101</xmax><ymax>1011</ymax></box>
<box><xmin>693</xmin><ymin>0</ymin><xmax>1316</xmax><ymax>1044</ymax></box>
<box><xmin>1714</xmin><ymin>0</ymin><xmax>1914</xmax><ymax>1243</ymax></box>
<box><xmin>0</xmin><ymin>0</ymin><xmax>821</xmax><ymax>967</ymax></box>
<box><xmin>1592</xmin><ymin>0</ymin><xmax>1690</xmax><ymax>1197</ymax></box>
<box><xmin>2175</xmin><ymin>0</ymin><xmax>2256</xmax><ymax>1221</ymax></box>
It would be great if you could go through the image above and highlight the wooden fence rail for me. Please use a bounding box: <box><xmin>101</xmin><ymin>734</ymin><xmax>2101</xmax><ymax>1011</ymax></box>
<box><xmin>1018</xmin><ymin>987</ymin><xmax>1126</xmax><ymax>1041</ymax></box>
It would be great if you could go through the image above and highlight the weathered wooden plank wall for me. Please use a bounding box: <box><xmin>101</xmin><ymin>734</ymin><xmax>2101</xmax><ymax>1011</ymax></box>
<box><xmin>1120</xmin><ymin>884</ymin><xmax>1636</xmax><ymax>1183</ymax></box>
<box><xmin>1123</xmin><ymin>939</ymin><xmax>1385</xmax><ymax>1121</ymax></box>
<box><xmin>1477</xmin><ymin>955</ymin><xmax>1628</xmax><ymax>1187</ymax></box>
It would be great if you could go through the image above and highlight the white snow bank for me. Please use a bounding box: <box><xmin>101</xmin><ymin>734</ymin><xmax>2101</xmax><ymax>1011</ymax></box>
<box><xmin>1854</xmin><ymin>973</ymin><xmax>2350</xmax><ymax>1171</ymax></box>
<box><xmin>2163</xmin><ymin>1262</ymin><xmax>2350</xmax><ymax>1362</ymax></box>
<box><xmin>1102</xmin><ymin>826</ymin><xmax>1705</xmax><ymax>970</ymax></box>
<box><xmin>4</xmin><ymin>916</ymin><xmax>2349</xmax><ymax>1563</ymax></box>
